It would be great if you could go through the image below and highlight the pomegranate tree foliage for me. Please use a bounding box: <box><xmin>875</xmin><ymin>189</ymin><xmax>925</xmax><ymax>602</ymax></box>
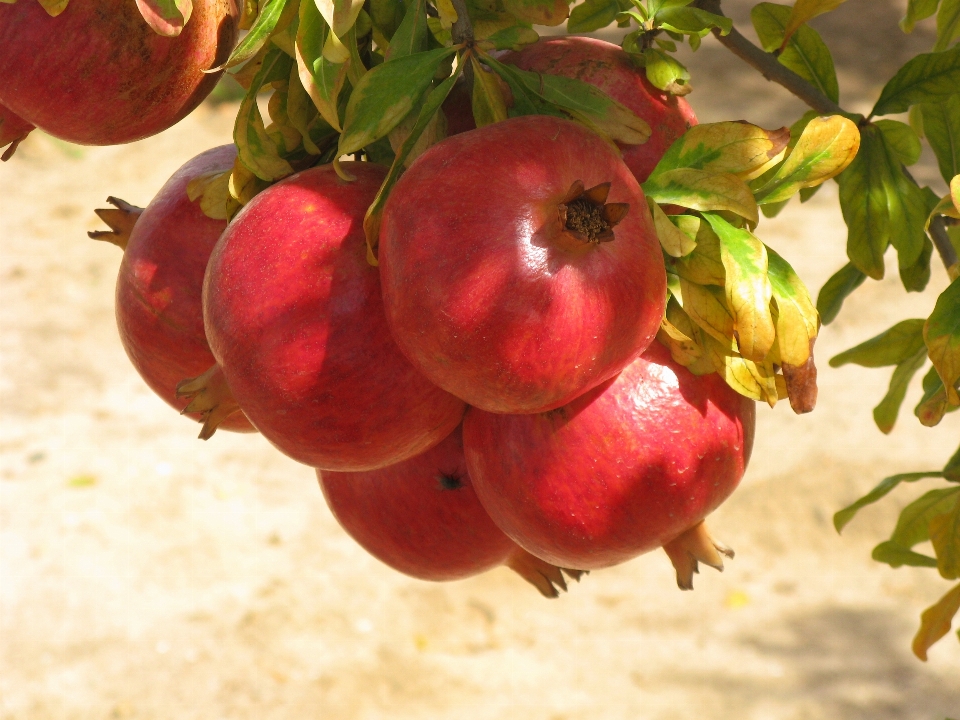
<box><xmin>7</xmin><ymin>0</ymin><xmax>960</xmax><ymax>659</ymax></box>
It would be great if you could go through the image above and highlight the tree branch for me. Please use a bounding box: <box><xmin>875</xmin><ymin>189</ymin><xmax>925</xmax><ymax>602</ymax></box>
<box><xmin>449</xmin><ymin>0</ymin><xmax>473</xmax><ymax>46</ymax></box>
<box><xmin>694</xmin><ymin>0</ymin><xmax>960</xmax><ymax>275</ymax></box>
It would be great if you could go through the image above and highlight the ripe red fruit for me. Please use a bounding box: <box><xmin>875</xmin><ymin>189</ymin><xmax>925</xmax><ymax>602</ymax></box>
<box><xmin>462</xmin><ymin>340</ymin><xmax>755</xmax><ymax>574</ymax></box>
<box><xmin>202</xmin><ymin>162</ymin><xmax>466</xmax><ymax>471</ymax></box>
<box><xmin>379</xmin><ymin>115</ymin><xmax>667</xmax><ymax>414</ymax></box>
<box><xmin>0</xmin><ymin>0</ymin><xmax>237</xmax><ymax>145</ymax></box>
<box><xmin>0</xmin><ymin>102</ymin><xmax>33</xmax><ymax>161</ymax></box>
<box><xmin>319</xmin><ymin>425</ymin><xmax>583</xmax><ymax>596</ymax></box>
<box><xmin>502</xmin><ymin>36</ymin><xmax>698</xmax><ymax>182</ymax></box>
<box><xmin>91</xmin><ymin>145</ymin><xmax>253</xmax><ymax>434</ymax></box>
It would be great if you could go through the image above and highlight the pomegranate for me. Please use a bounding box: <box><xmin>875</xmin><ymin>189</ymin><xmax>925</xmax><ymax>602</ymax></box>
<box><xmin>379</xmin><ymin>115</ymin><xmax>667</xmax><ymax>414</ymax></box>
<box><xmin>91</xmin><ymin>144</ymin><xmax>253</xmax><ymax>435</ymax></box>
<box><xmin>462</xmin><ymin>340</ymin><xmax>755</xmax><ymax>585</ymax></box>
<box><xmin>0</xmin><ymin>102</ymin><xmax>33</xmax><ymax>161</ymax></box>
<box><xmin>318</xmin><ymin>425</ymin><xmax>584</xmax><ymax>596</ymax></box>
<box><xmin>502</xmin><ymin>36</ymin><xmax>698</xmax><ymax>182</ymax></box>
<box><xmin>0</xmin><ymin>0</ymin><xmax>237</xmax><ymax>145</ymax></box>
<box><xmin>200</xmin><ymin>161</ymin><xmax>466</xmax><ymax>471</ymax></box>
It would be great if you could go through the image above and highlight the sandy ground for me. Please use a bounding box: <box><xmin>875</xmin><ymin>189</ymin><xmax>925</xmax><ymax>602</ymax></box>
<box><xmin>2</xmin><ymin>1</ymin><xmax>960</xmax><ymax>718</ymax></box>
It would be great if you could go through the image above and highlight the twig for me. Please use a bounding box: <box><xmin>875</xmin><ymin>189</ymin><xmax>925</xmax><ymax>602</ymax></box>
<box><xmin>449</xmin><ymin>0</ymin><xmax>473</xmax><ymax>46</ymax></box>
<box><xmin>694</xmin><ymin>0</ymin><xmax>959</xmax><ymax>274</ymax></box>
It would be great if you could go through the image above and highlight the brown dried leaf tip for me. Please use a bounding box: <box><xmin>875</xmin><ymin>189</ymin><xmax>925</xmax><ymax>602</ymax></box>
<box><xmin>88</xmin><ymin>197</ymin><xmax>144</xmax><ymax>251</ymax></box>
<box><xmin>175</xmin><ymin>364</ymin><xmax>245</xmax><ymax>440</ymax></box>
<box><xmin>505</xmin><ymin>547</ymin><xmax>587</xmax><ymax>599</ymax></box>
<box><xmin>782</xmin><ymin>337</ymin><xmax>818</xmax><ymax>415</ymax></box>
<box><xmin>662</xmin><ymin>520</ymin><xmax>734</xmax><ymax>591</ymax></box>
<box><xmin>558</xmin><ymin>180</ymin><xmax>630</xmax><ymax>244</ymax></box>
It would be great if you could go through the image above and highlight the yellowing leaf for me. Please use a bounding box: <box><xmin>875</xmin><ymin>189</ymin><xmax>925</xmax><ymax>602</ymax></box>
<box><xmin>953</xmin><ymin>174</ymin><xmax>960</xmax><ymax>213</ymax></box>
<box><xmin>470</xmin><ymin>57</ymin><xmax>508</xmax><ymax>128</ymax></box>
<box><xmin>297</xmin><ymin>0</ymin><xmax>347</xmax><ymax>132</ymax></box>
<box><xmin>755</xmin><ymin>115</ymin><xmax>860</xmax><ymax>204</ymax></box>
<box><xmin>924</xmin><ymin>278</ymin><xmax>960</xmax><ymax>406</ymax></box>
<box><xmin>135</xmin><ymin>0</ymin><xmax>192</xmax><ymax>36</ymax></box>
<box><xmin>703</xmin><ymin>333</ymin><xmax>779</xmax><ymax>405</ymax></box>
<box><xmin>912</xmin><ymin>582</ymin><xmax>960</xmax><ymax>661</ymax></box>
<box><xmin>681</xmin><ymin>280</ymin><xmax>735</xmax><ymax>345</ymax></box>
<box><xmin>651</xmin><ymin>122</ymin><xmax>790</xmax><ymax>181</ymax></box>
<box><xmin>37</xmin><ymin>0</ymin><xmax>70</xmax><ymax>16</ymax></box>
<box><xmin>766</xmin><ymin>246</ymin><xmax>819</xmax><ymax>366</ymax></box>
<box><xmin>930</xmin><ymin>497</ymin><xmax>960</xmax><ymax>579</ymax></box>
<box><xmin>780</xmin><ymin>0</ymin><xmax>849</xmax><ymax>49</ymax></box>
<box><xmin>186</xmin><ymin>170</ymin><xmax>235</xmax><ymax>220</ymax></box>
<box><xmin>669</xmin><ymin>219</ymin><xmax>725</xmax><ymax>286</ymax></box>
<box><xmin>658</xmin><ymin>296</ymin><xmax>709</xmax><ymax>370</ymax></box>
<box><xmin>649</xmin><ymin>200</ymin><xmax>696</xmax><ymax>257</ymax></box>
<box><xmin>704</xmin><ymin>213</ymin><xmax>776</xmax><ymax>362</ymax></box>
<box><xmin>642</xmin><ymin>168</ymin><xmax>759</xmax><ymax>226</ymax></box>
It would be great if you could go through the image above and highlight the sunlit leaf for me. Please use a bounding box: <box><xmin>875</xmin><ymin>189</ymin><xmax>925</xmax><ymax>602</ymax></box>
<box><xmin>649</xmin><ymin>121</ymin><xmax>790</xmax><ymax>181</ymax></box>
<box><xmin>873</xmin><ymin>348</ymin><xmax>928</xmax><ymax>433</ymax></box>
<box><xmin>470</xmin><ymin>57</ymin><xmax>508</xmax><ymax>128</ymax></box>
<box><xmin>650</xmin><ymin>200</ymin><xmax>696</xmax><ymax>257</ymax></box>
<box><xmin>681</xmin><ymin>279</ymin><xmax>735</xmax><ymax>345</ymax></box>
<box><xmin>657</xmin><ymin>295</ymin><xmax>712</xmax><ymax>371</ymax></box>
<box><xmin>234</xmin><ymin>48</ymin><xmax>295</xmax><ymax>181</ymax></box>
<box><xmin>703</xmin><ymin>332</ymin><xmax>779</xmax><ymax>405</ymax></box>
<box><xmin>568</xmin><ymin>0</ymin><xmax>620</xmax><ymax>32</ymax></box>
<box><xmin>297</xmin><ymin>0</ymin><xmax>348</xmax><ymax>132</ymax></box>
<box><xmin>930</xmin><ymin>496</ymin><xmax>960</xmax><ymax>579</ymax></box>
<box><xmin>817</xmin><ymin>262</ymin><xmax>866</xmax><ymax>324</ymax></box>
<box><xmin>834</xmin><ymin>471</ymin><xmax>945</xmax><ymax>532</ymax></box>
<box><xmin>339</xmin><ymin>47</ymin><xmax>456</xmax><ymax>157</ymax></box>
<box><xmin>186</xmin><ymin>170</ymin><xmax>236</xmax><ymax>220</ymax></box>
<box><xmin>642</xmin><ymin>47</ymin><xmax>691</xmax><ymax>95</ymax></box>
<box><xmin>754</xmin><ymin>115</ymin><xmax>860</xmax><ymax>205</ymax></box>
<box><xmin>830</xmin><ymin>319</ymin><xmax>927</xmax><ymax>368</ymax></box>
<box><xmin>780</xmin><ymin>0</ymin><xmax>849</xmax><ymax>48</ymax></box>
<box><xmin>668</xmin><ymin>218</ymin><xmax>725</xmax><ymax>285</ymax></box>
<box><xmin>135</xmin><ymin>0</ymin><xmax>192</xmax><ymax>36</ymax></box>
<box><xmin>751</xmin><ymin>2</ymin><xmax>839</xmax><ymax>103</ymax></box>
<box><xmin>872</xmin><ymin>42</ymin><xmax>960</xmax><ymax>116</ymax></box>
<box><xmin>924</xmin><ymin>277</ymin><xmax>960</xmax><ymax>405</ymax></box>
<box><xmin>656</xmin><ymin>5</ymin><xmax>732</xmax><ymax>36</ymax></box>
<box><xmin>766</xmin><ymin>246</ymin><xmax>819</xmax><ymax>368</ymax></box>
<box><xmin>913</xmin><ymin>583</ymin><xmax>960</xmax><ymax>660</ymax></box>
<box><xmin>704</xmin><ymin>213</ymin><xmax>776</xmax><ymax>362</ymax></box>
<box><xmin>875</xmin><ymin>119</ymin><xmax>922</xmax><ymax>166</ymax></box>
<box><xmin>221</xmin><ymin>0</ymin><xmax>292</xmax><ymax>69</ymax></box>
<box><xmin>36</xmin><ymin>0</ymin><xmax>69</xmax><ymax>15</ymax></box>
<box><xmin>643</xmin><ymin>169</ymin><xmax>759</xmax><ymax>225</ymax></box>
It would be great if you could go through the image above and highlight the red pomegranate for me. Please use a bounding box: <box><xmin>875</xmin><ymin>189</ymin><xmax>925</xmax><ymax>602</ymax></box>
<box><xmin>318</xmin><ymin>424</ymin><xmax>584</xmax><ymax>596</ymax></box>
<box><xmin>379</xmin><ymin>115</ymin><xmax>667</xmax><ymax>415</ymax></box>
<box><xmin>91</xmin><ymin>145</ymin><xmax>253</xmax><ymax>435</ymax></box>
<box><xmin>0</xmin><ymin>0</ymin><xmax>237</xmax><ymax>145</ymax></box>
<box><xmin>502</xmin><ymin>36</ymin><xmax>698</xmax><ymax>182</ymax></box>
<box><xmin>462</xmin><ymin>340</ymin><xmax>755</xmax><ymax>579</ymax></box>
<box><xmin>201</xmin><ymin>161</ymin><xmax>466</xmax><ymax>471</ymax></box>
<box><xmin>0</xmin><ymin>102</ymin><xmax>33</xmax><ymax>161</ymax></box>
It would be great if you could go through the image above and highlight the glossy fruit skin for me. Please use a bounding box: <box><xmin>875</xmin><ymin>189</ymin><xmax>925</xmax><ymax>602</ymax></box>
<box><xmin>117</xmin><ymin>144</ymin><xmax>253</xmax><ymax>433</ymax></box>
<box><xmin>204</xmin><ymin>162</ymin><xmax>466</xmax><ymax>471</ymax></box>
<box><xmin>0</xmin><ymin>0</ymin><xmax>237</xmax><ymax>145</ymax></box>
<box><xmin>318</xmin><ymin>425</ymin><xmax>516</xmax><ymax>581</ymax></box>
<box><xmin>502</xmin><ymin>36</ymin><xmax>698</xmax><ymax>182</ymax></box>
<box><xmin>463</xmin><ymin>340</ymin><xmax>755</xmax><ymax>569</ymax></box>
<box><xmin>379</xmin><ymin>115</ymin><xmax>667</xmax><ymax>415</ymax></box>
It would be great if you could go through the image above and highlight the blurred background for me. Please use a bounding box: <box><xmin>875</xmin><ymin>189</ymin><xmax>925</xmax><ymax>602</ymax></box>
<box><xmin>1</xmin><ymin>0</ymin><xmax>959</xmax><ymax>717</ymax></box>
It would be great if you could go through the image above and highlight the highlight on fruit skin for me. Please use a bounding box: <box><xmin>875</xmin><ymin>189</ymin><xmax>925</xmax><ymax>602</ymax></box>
<box><xmin>317</xmin><ymin>425</ymin><xmax>585</xmax><ymax>597</ymax></box>
<box><xmin>91</xmin><ymin>144</ymin><xmax>255</xmax><ymax>434</ymax></box>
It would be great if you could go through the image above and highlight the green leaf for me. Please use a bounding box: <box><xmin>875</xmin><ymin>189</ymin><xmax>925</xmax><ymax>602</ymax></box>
<box><xmin>838</xmin><ymin>124</ymin><xmax>930</xmax><ymax>281</ymax></box>
<box><xmin>134</xmin><ymin>0</ymin><xmax>192</xmax><ymax>37</ymax></box>
<box><xmin>834</xmin><ymin>471</ymin><xmax>945</xmax><ymax>532</ymax></box>
<box><xmin>222</xmin><ymin>0</ymin><xmax>292</xmax><ymax>69</ymax></box>
<box><xmin>766</xmin><ymin>246</ymin><xmax>819</xmax><ymax>366</ymax></box>
<box><xmin>470</xmin><ymin>57</ymin><xmax>508</xmax><ymax>128</ymax></box>
<box><xmin>754</xmin><ymin>115</ymin><xmax>861</xmax><ymax>205</ymax></box>
<box><xmin>339</xmin><ymin>47</ymin><xmax>456</xmax><ymax>157</ymax></box>
<box><xmin>296</xmin><ymin>0</ymin><xmax>348</xmax><ymax>132</ymax></box>
<box><xmin>655</xmin><ymin>6</ymin><xmax>732</xmax><ymax>35</ymax></box>
<box><xmin>315</xmin><ymin>0</ymin><xmax>366</xmax><ymax>39</ymax></box>
<box><xmin>502</xmin><ymin>0</ymin><xmax>569</xmax><ymax>26</ymax></box>
<box><xmin>668</xmin><ymin>218</ymin><xmax>725</xmax><ymax>285</ymax></box>
<box><xmin>568</xmin><ymin>0</ymin><xmax>620</xmax><ymax>32</ymax></box>
<box><xmin>924</xmin><ymin>277</ymin><xmax>960</xmax><ymax>405</ymax></box>
<box><xmin>479</xmin><ymin>21</ymin><xmax>539</xmax><ymax>51</ymax></box>
<box><xmin>703</xmin><ymin>213</ymin><xmax>776</xmax><ymax>362</ymax></box>
<box><xmin>930</xmin><ymin>495</ymin><xmax>960</xmax><ymax>578</ymax></box>
<box><xmin>901</xmin><ymin>0</ymin><xmax>940</xmax><ymax>33</ymax></box>
<box><xmin>873</xmin><ymin>348</ymin><xmax>928</xmax><ymax>433</ymax></box>
<box><xmin>817</xmin><ymin>262</ymin><xmax>866</xmax><ymax>325</ymax></box>
<box><xmin>234</xmin><ymin>48</ymin><xmax>296</xmax><ymax>181</ymax></box>
<box><xmin>872</xmin><ymin>42</ymin><xmax>960</xmax><ymax>116</ymax></box>
<box><xmin>649</xmin><ymin>121</ymin><xmax>791</xmax><ymax>181</ymax></box>
<box><xmin>751</xmin><ymin>2</ymin><xmax>839</xmax><ymax>103</ymax></box>
<box><xmin>916</xmin><ymin>365</ymin><xmax>952</xmax><ymax>426</ymax></box>
<box><xmin>875</xmin><ymin>119</ymin><xmax>923</xmax><ymax>166</ymax></box>
<box><xmin>872</xmin><ymin>541</ymin><xmax>939</xmax><ymax>568</ymax></box>
<box><xmin>780</xmin><ymin>0</ymin><xmax>849</xmax><ymax>48</ymax></box>
<box><xmin>934</xmin><ymin>0</ymin><xmax>960</xmax><ymax>51</ymax></box>
<box><xmin>830</xmin><ymin>318</ymin><xmax>927</xmax><ymax>368</ymax></box>
<box><xmin>913</xmin><ymin>582</ymin><xmax>960</xmax><ymax>661</ymax></box>
<box><xmin>891</xmin><ymin>487</ymin><xmax>960</xmax><ymax>549</ymax></box>
<box><xmin>385</xmin><ymin>0</ymin><xmax>429</xmax><ymax>60</ymax></box>
<box><xmin>363</xmin><ymin>66</ymin><xmax>463</xmax><ymax>263</ymax></box>
<box><xmin>642</xmin><ymin>47</ymin><xmax>691</xmax><ymax>95</ymax></box>
<box><xmin>643</xmin><ymin>169</ymin><xmax>759</xmax><ymax>224</ymax></box>
<box><xmin>920</xmin><ymin>95</ymin><xmax>960</xmax><ymax>184</ymax></box>
<box><xmin>368</xmin><ymin>0</ymin><xmax>405</xmax><ymax>40</ymax></box>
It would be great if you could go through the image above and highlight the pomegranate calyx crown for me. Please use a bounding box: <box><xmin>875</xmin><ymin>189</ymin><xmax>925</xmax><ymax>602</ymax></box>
<box><xmin>557</xmin><ymin>180</ymin><xmax>629</xmax><ymax>244</ymax></box>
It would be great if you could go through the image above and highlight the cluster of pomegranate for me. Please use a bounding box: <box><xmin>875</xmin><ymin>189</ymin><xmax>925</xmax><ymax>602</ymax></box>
<box><xmin>2</xmin><ymin>0</ymin><xmax>755</xmax><ymax>597</ymax></box>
